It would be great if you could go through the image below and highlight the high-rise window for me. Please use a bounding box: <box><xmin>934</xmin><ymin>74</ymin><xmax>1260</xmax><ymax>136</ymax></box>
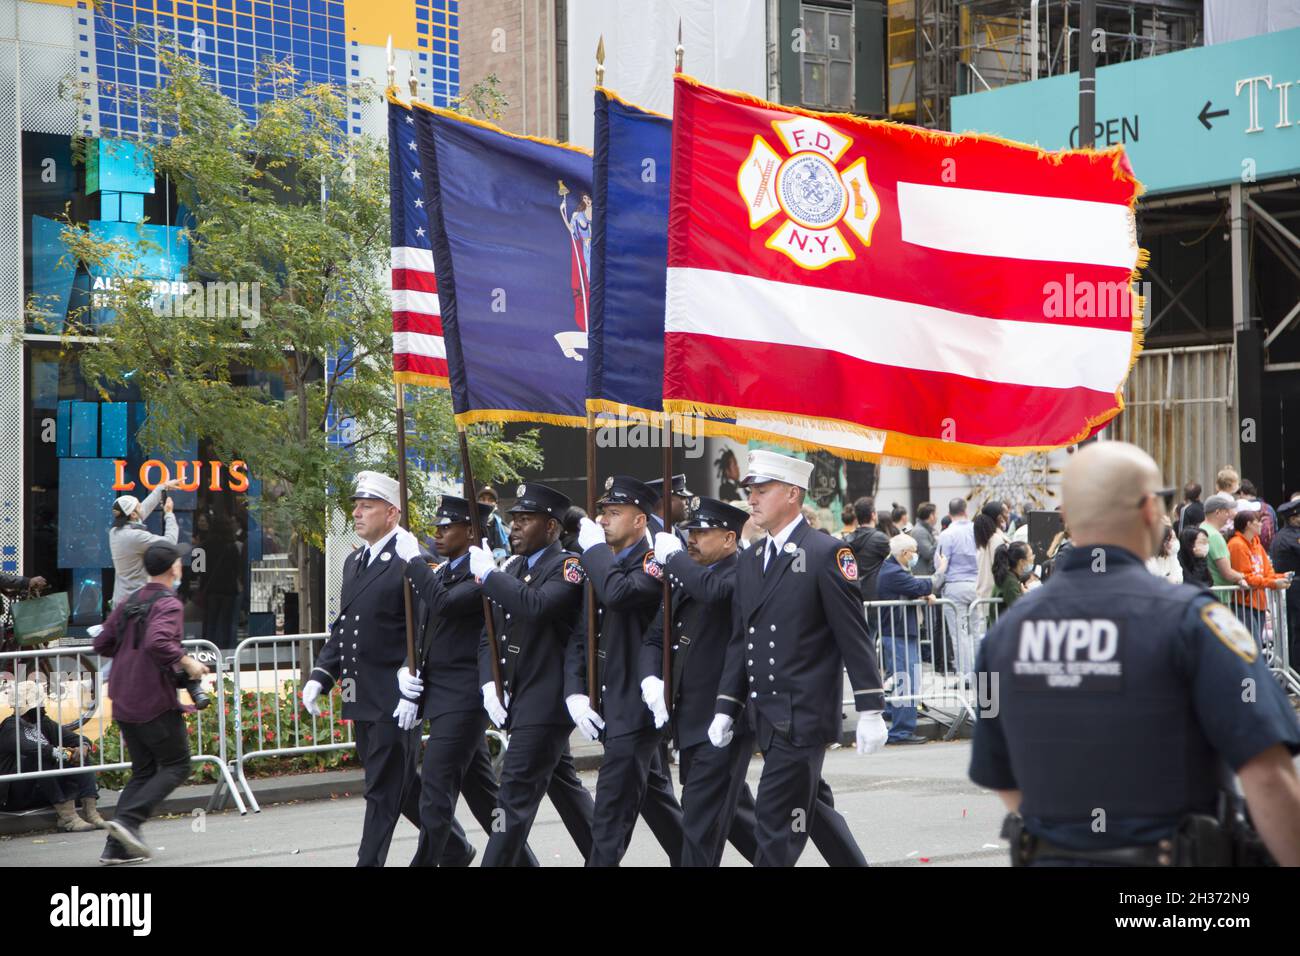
<box><xmin>800</xmin><ymin>3</ymin><xmax>854</xmax><ymax>110</ymax></box>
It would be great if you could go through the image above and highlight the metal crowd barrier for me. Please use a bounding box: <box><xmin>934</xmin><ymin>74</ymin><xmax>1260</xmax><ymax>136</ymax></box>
<box><xmin>230</xmin><ymin>632</ymin><xmax>349</xmax><ymax>812</ymax></box>
<box><xmin>1209</xmin><ymin>585</ymin><xmax>1300</xmax><ymax>697</ymax></box>
<box><xmin>0</xmin><ymin>640</ymin><xmax>246</xmax><ymax>816</ymax></box>
<box><xmin>862</xmin><ymin>597</ymin><xmax>976</xmax><ymax>740</ymax></box>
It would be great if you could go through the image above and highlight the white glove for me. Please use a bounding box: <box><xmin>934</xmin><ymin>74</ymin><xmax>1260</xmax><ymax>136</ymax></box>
<box><xmin>394</xmin><ymin>527</ymin><xmax>422</xmax><ymax>562</ymax></box>
<box><xmin>468</xmin><ymin>543</ymin><xmax>496</xmax><ymax>581</ymax></box>
<box><xmin>393</xmin><ymin>698</ymin><xmax>420</xmax><ymax>731</ymax></box>
<box><xmin>566</xmin><ymin>693</ymin><xmax>606</xmax><ymax>741</ymax></box>
<box><xmin>708</xmin><ymin>713</ymin><xmax>734</xmax><ymax>748</ymax></box>
<box><xmin>482</xmin><ymin>681</ymin><xmax>510</xmax><ymax>728</ymax></box>
<box><xmin>856</xmin><ymin>711</ymin><xmax>888</xmax><ymax>755</ymax></box>
<box><xmin>302</xmin><ymin>679</ymin><xmax>324</xmax><ymax>716</ymax></box>
<box><xmin>653</xmin><ymin>531</ymin><xmax>682</xmax><ymax>563</ymax></box>
<box><xmin>397</xmin><ymin>666</ymin><xmax>423</xmax><ymax>699</ymax></box>
<box><xmin>640</xmin><ymin>676</ymin><xmax>669</xmax><ymax>729</ymax></box>
<box><xmin>578</xmin><ymin>517</ymin><xmax>606</xmax><ymax>552</ymax></box>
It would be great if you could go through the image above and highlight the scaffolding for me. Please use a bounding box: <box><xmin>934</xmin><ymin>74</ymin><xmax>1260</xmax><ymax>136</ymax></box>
<box><xmin>888</xmin><ymin>0</ymin><xmax>1201</xmax><ymax>129</ymax></box>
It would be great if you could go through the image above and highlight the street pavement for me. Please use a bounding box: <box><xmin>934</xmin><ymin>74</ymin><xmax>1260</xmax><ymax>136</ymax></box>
<box><xmin>0</xmin><ymin>739</ymin><xmax>1007</xmax><ymax>867</ymax></box>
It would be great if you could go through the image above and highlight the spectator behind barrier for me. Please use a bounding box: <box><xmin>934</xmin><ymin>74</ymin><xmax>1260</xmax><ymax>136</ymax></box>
<box><xmin>0</xmin><ymin>680</ymin><xmax>103</xmax><ymax>831</ymax></box>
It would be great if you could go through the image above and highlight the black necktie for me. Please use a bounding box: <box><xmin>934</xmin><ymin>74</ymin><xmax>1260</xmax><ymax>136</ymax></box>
<box><xmin>764</xmin><ymin>540</ymin><xmax>776</xmax><ymax>575</ymax></box>
<box><xmin>358</xmin><ymin>548</ymin><xmax>370</xmax><ymax>575</ymax></box>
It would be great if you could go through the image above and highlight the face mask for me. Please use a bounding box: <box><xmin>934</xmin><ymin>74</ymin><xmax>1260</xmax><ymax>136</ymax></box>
<box><xmin>1223</xmin><ymin>519</ymin><xmax>1234</xmax><ymax>532</ymax></box>
<box><xmin>1193</xmin><ymin>544</ymin><xmax>1209</xmax><ymax>559</ymax></box>
<box><xmin>907</xmin><ymin>553</ymin><xmax>919</xmax><ymax>569</ymax></box>
<box><xmin>1168</xmin><ymin>537</ymin><xmax>1180</xmax><ymax>557</ymax></box>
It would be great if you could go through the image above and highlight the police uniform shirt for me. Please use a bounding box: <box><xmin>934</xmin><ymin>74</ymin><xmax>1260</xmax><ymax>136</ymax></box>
<box><xmin>970</xmin><ymin>545</ymin><xmax>1300</xmax><ymax>849</ymax></box>
<box><xmin>1270</xmin><ymin>523</ymin><xmax>1300</xmax><ymax>575</ymax></box>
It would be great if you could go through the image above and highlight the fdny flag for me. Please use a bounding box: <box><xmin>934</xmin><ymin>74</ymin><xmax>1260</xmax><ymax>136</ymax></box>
<box><xmin>662</xmin><ymin>76</ymin><xmax>1146</xmax><ymax>472</ymax></box>
<box><xmin>411</xmin><ymin>103</ymin><xmax>592</xmax><ymax>427</ymax></box>
<box><xmin>588</xmin><ymin>87</ymin><xmax>973</xmax><ymax>466</ymax></box>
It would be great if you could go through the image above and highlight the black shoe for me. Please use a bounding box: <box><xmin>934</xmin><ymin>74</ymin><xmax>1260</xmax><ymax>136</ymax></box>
<box><xmin>443</xmin><ymin>845</ymin><xmax>477</xmax><ymax>867</ymax></box>
<box><xmin>104</xmin><ymin>820</ymin><xmax>152</xmax><ymax>859</ymax></box>
<box><xmin>886</xmin><ymin>733</ymin><xmax>929</xmax><ymax>745</ymax></box>
<box><xmin>99</xmin><ymin>838</ymin><xmax>148</xmax><ymax>866</ymax></box>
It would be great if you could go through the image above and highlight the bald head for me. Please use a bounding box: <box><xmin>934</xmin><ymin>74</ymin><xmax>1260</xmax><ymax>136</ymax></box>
<box><xmin>1061</xmin><ymin>441</ymin><xmax>1165</xmax><ymax>556</ymax></box>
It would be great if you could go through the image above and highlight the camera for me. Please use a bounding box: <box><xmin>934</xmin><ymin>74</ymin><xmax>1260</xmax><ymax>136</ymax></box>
<box><xmin>171</xmin><ymin>669</ymin><xmax>211</xmax><ymax>710</ymax></box>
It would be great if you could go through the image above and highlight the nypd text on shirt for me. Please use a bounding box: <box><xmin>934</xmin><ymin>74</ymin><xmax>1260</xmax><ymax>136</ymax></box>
<box><xmin>1014</xmin><ymin>619</ymin><xmax>1122</xmax><ymax>690</ymax></box>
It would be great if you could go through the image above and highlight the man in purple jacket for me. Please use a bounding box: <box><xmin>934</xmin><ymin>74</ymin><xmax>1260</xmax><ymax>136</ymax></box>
<box><xmin>93</xmin><ymin>540</ymin><xmax>207</xmax><ymax>865</ymax></box>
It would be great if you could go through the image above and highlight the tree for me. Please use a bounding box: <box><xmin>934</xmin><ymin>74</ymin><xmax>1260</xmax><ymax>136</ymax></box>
<box><xmin>39</xmin><ymin>42</ymin><xmax>542</xmax><ymax>631</ymax></box>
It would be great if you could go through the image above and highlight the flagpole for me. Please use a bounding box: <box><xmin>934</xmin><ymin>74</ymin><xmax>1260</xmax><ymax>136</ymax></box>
<box><xmin>394</xmin><ymin>384</ymin><xmax>418</xmax><ymax>675</ymax></box>
<box><xmin>660</xmin><ymin>419</ymin><xmax>673</xmax><ymax>718</ymax></box>
<box><xmin>458</xmin><ymin>425</ymin><xmax>506</xmax><ymax>702</ymax></box>
<box><xmin>587</xmin><ymin>38</ymin><xmax>604</xmax><ymax>709</ymax></box>
<box><xmin>585</xmin><ymin>412</ymin><xmax>599</xmax><ymax>706</ymax></box>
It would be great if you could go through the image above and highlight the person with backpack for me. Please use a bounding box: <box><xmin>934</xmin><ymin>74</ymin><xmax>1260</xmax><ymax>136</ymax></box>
<box><xmin>844</xmin><ymin>497</ymin><xmax>890</xmax><ymax>612</ymax></box>
<box><xmin>92</xmin><ymin>540</ymin><xmax>208</xmax><ymax>865</ymax></box>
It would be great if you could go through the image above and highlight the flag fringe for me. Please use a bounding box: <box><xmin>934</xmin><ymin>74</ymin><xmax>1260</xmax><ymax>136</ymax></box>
<box><xmin>453</xmin><ymin>408</ymin><xmax>587</xmax><ymax>429</ymax></box>
<box><xmin>594</xmin><ymin>86</ymin><xmax>672</xmax><ymax>119</ymax></box>
<box><xmin>672</xmin><ymin>73</ymin><xmax>1144</xmax><ymax>205</ymax></box>
<box><xmin>393</xmin><ymin>371</ymin><xmax>449</xmax><ymax>389</ymax></box>
<box><xmin>412</xmin><ymin>99</ymin><xmax>593</xmax><ymax>157</ymax></box>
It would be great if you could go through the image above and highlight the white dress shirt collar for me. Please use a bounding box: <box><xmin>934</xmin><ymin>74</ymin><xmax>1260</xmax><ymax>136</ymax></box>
<box><xmin>364</xmin><ymin>526</ymin><xmax>400</xmax><ymax>565</ymax></box>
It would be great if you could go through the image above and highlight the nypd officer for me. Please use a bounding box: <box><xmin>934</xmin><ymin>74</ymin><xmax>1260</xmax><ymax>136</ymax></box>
<box><xmin>395</xmin><ymin>494</ymin><xmax>545</xmax><ymax>867</ymax></box>
<box><xmin>469</xmin><ymin>482</ymin><xmax>596</xmax><ymax>866</ymax></box>
<box><xmin>971</xmin><ymin>442</ymin><xmax>1300</xmax><ymax>866</ymax></box>
<box><xmin>301</xmin><ymin>471</ymin><xmax>426</xmax><ymax>867</ymax></box>
<box><xmin>565</xmin><ymin>475</ymin><xmax>685</xmax><ymax>867</ymax></box>
<box><xmin>712</xmin><ymin>450</ymin><xmax>889</xmax><ymax>867</ymax></box>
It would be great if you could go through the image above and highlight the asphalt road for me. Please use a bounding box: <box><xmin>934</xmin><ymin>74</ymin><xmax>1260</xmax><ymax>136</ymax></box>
<box><xmin>0</xmin><ymin>739</ymin><xmax>1007</xmax><ymax>867</ymax></box>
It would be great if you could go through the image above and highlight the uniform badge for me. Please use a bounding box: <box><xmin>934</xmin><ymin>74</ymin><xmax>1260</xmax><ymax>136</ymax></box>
<box><xmin>783</xmin><ymin>542</ymin><xmax>797</xmax><ymax>554</ymax></box>
<box><xmin>516</xmin><ymin>483</ymin><xmax>526</xmax><ymax>497</ymax></box>
<box><xmin>605</xmin><ymin>476</ymin><xmax>615</xmax><ymax>490</ymax></box>
<box><xmin>1201</xmin><ymin>602</ymin><xmax>1258</xmax><ymax>663</ymax></box>
<box><xmin>563</xmin><ymin>556</ymin><xmax>584</xmax><ymax>584</ymax></box>
<box><xmin>380</xmin><ymin>552</ymin><xmax>392</xmax><ymax>562</ymax></box>
<box><xmin>836</xmin><ymin>547</ymin><xmax>858</xmax><ymax>581</ymax></box>
<box><xmin>643</xmin><ymin>552</ymin><xmax>664</xmax><ymax>580</ymax></box>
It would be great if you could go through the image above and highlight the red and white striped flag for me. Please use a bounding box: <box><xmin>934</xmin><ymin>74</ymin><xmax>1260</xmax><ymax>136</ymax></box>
<box><xmin>390</xmin><ymin>94</ymin><xmax>447</xmax><ymax>388</ymax></box>
<box><xmin>663</xmin><ymin>77</ymin><xmax>1145</xmax><ymax>472</ymax></box>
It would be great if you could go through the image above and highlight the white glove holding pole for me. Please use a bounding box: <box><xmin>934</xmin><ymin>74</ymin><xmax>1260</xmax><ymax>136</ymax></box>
<box><xmin>856</xmin><ymin>711</ymin><xmax>888</xmax><ymax>755</ymax></box>
<box><xmin>302</xmin><ymin>679</ymin><xmax>324</xmax><ymax>716</ymax></box>
<box><xmin>394</xmin><ymin>527</ymin><xmax>422</xmax><ymax>562</ymax></box>
<box><xmin>397</xmin><ymin>666</ymin><xmax>423</xmax><ymax>699</ymax></box>
<box><xmin>640</xmin><ymin>676</ymin><xmax>669</xmax><ymax>729</ymax></box>
<box><xmin>708</xmin><ymin>713</ymin><xmax>734</xmax><ymax>748</ymax></box>
<box><xmin>482</xmin><ymin>681</ymin><xmax>510</xmax><ymax>728</ymax></box>
<box><xmin>468</xmin><ymin>541</ymin><xmax>496</xmax><ymax>581</ymax></box>
<box><xmin>652</xmin><ymin>532</ymin><xmax>682</xmax><ymax>563</ymax></box>
<box><xmin>566</xmin><ymin>693</ymin><xmax>605</xmax><ymax>741</ymax></box>
<box><xmin>577</xmin><ymin>517</ymin><xmax>606</xmax><ymax>552</ymax></box>
<box><xmin>393</xmin><ymin>698</ymin><xmax>420</xmax><ymax>731</ymax></box>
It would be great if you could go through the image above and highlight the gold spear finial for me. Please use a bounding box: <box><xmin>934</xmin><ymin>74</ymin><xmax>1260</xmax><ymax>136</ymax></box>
<box><xmin>596</xmin><ymin>35</ymin><xmax>605</xmax><ymax>86</ymax></box>
<box><xmin>675</xmin><ymin>19</ymin><xmax>684</xmax><ymax>72</ymax></box>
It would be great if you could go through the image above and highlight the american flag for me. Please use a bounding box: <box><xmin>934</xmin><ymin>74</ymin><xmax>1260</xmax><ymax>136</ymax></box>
<box><xmin>389</xmin><ymin>95</ymin><xmax>447</xmax><ymax>388</ymax></box>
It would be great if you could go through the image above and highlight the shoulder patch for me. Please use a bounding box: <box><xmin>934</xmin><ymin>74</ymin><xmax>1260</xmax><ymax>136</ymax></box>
<box><xmin>836</xmin><ymin>547</ymin><xmax>858</xmax><ymax>581</ymax></box>
<box><xmin>1200</xmin><ymin>602</ymin><xmax>1258</xmax><ymax>663</ymax></box>
<box><xmin>643</xmin><ymin>552</ymin><xmax>664</xmax><ymax>580</ymax></box>
<box><xmin>563</xmin><ymin>556</ymin><xmax>584</xmax><ymax>584</ymax></box>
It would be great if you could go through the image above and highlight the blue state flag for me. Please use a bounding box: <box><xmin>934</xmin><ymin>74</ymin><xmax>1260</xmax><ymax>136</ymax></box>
<box><xmin>413</xmin><ymin>104</ymin><xmax>592</xmax><ymax>427</ymax></box>
<box><xmin>588</xmin><ymin>88</ymin><xmax>885</xmax><ymax>462</ymax></box>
